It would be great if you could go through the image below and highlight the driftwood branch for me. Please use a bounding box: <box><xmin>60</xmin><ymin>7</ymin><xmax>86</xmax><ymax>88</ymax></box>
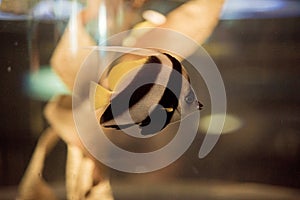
<box><xmin>19</xmin><ymin>1</ymin><xmax>224</xmax><ymax>199</ymax></box>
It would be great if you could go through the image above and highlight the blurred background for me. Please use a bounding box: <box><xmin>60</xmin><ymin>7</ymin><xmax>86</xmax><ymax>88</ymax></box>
<box><xmin>0</xmin><ymin>0</ymin><xmax>299</xmax><ymax>199</ymax></box>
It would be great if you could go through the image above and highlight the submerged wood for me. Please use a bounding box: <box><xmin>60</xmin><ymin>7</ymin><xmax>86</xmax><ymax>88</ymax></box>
<box><xmin>19</xmin><ymin>1</ymin><xmax>224</xmax><ymax>199</ymax></box>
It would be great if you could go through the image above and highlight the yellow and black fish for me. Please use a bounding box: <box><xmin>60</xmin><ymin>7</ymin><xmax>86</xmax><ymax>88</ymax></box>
<box><xmin>91</xmin><ymin>49</ymin><xmax>202</xmax><ymax>135</ymax></box>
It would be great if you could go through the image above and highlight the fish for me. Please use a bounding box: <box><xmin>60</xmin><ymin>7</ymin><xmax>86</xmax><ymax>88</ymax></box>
<box><xmin>90</xmin><ymin>48</ymin><xmax>202</xmax><ymax>135</ymax></box>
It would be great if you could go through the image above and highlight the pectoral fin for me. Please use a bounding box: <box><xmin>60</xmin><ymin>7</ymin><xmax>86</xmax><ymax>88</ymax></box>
<box><xmin>164</xmin><ymin>107</ymin><xmax>174</xmax><ymax>112</ymax></box>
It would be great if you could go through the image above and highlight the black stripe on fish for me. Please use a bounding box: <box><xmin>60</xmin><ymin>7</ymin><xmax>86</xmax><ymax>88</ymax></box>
<box><xmin>100</xmin><ymin>56</ymin><xmax>162</xmax><ymax>125</ymax></box>
<box><xmin>140</xmin><ymin>53</ymin><xmax>183</xmax><ymax>135</ymax></box>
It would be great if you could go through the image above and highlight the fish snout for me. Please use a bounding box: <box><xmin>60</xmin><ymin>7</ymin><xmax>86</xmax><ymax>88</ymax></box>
<box><xmin>197</xmin><ymin>101</ymin><xmax>203</xmax><ymax>110</ymax></box>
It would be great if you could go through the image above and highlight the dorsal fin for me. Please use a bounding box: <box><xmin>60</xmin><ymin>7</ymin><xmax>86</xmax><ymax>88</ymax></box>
<box><xmin>85</xmin><ymin>46</ymin><xmax>159</xmax><ymax>56</ymax></box>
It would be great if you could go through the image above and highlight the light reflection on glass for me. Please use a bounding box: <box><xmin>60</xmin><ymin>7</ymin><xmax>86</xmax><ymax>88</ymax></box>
<box><xmin>199</xmin><ymin>114</ymin><xmax>243</xmax><ymax>135</ymax></box>
<box><xmin>221</xmin><ymin>0</ymin><xmax>300</xmax><ymax>19</ymax></box>
<box><xmin>98</xmin><ymin>1</ymin><xmax>108</xmax><ymax>44</ymax></box>
<box><xmin>69</xmin><ymin>1</ymin><xmax>80</xmax><ymax>54</ymax></box>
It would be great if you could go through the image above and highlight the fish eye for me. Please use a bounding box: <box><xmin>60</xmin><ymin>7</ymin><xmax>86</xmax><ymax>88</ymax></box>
<box><xmin>185</xmin><ymin>93</ymin><xmax>195</xmax><ymax>104</ymax></box>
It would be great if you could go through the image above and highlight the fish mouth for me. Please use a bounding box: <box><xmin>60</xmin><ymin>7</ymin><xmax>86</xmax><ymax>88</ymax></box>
<box><xmin>197</xmin><ymin>101</ymin><xmax>203</xmax><ymax>110</ymax></box>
